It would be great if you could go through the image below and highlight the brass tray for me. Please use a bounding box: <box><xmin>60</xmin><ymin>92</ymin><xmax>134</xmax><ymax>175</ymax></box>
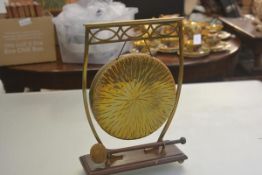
<box><xmin>158</xmin><ymin>44</ymin><xmax>179</xmax><ymax>53</ymax></box>
<box><xmin>183</xmin><ymin>47</ymin><xmax>211</xmax><ymax>58</ymax></box>
<box><xmin>210</xmin><ymin>41</ymin><xmax>231</xmax><ymax>52</ymax></box>
<box><xmin>218</xmin><ymin>31</ymin><xmax>231</xmax><ymax>40</ymax></box>
<box><xmin>158</xmin><ymin>37</ymin><xmax>179</xmax><ymax>53</ymax></box>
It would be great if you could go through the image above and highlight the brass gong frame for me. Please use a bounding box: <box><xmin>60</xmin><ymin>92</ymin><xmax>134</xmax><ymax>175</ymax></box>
<box><xmin>82</xmin><ymin>17</ymin><xmax>184</xmax><ymax>145</ymax></box>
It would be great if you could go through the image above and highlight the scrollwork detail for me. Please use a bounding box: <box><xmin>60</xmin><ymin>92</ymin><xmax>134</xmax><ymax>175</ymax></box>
<box><xmin>86</xmin><ymin>22</ymin><xmax>181</xmax><ymax>45</ymax></box>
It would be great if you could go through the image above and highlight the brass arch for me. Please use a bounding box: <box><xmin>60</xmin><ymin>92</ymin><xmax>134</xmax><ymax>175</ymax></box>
<box><xmin>82</xmin><ymin>17</ymin><xmax>184</xmax><ymax>146</ymax></box>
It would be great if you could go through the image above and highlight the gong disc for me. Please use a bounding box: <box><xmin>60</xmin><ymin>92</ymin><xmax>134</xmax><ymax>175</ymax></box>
<box><xmin>89</xmin><ymin>53</ymin><xmax>176</xmax><ymax>140</ymax></box>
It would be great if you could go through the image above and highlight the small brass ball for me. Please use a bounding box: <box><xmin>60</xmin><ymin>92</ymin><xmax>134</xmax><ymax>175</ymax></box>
<box><xmin>90</xmin><ymin>143</ymin><xmax>107</xmax><ymax>164</ymax></box>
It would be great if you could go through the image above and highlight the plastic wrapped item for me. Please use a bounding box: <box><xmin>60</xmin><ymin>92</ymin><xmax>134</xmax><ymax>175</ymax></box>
<box><xmin>0</xmin><ymin>80</ymin><xmax>5</xmax><ymax>94</ymax></box>
<box><xmin>253</xmin><ymin>0</ymin><xmax>262</xmax><ymax>20</ymax></box>
<box><xmin>53</xmin><ymin>0</ymin><xmax>138</xmax><ymax>64</ymax></box>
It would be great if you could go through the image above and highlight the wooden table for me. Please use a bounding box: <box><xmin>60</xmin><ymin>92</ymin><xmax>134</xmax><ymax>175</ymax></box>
<box><xmin>220</xmin><ymin>17</ymin><xmax>262</xmax><ymax>70</ymax></box>
<box><xmin>0</xmin><ymin>80</ymin><xmax>262</xmax><ymax>175</ymax></box>
<box><xmin>0</xmin><ymin>38</ymin><xmax>240</xmax><ymax>92</ymax></box>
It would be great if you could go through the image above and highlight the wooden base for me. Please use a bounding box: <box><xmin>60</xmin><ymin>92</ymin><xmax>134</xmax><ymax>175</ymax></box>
<box><xmin>80</xmin><ymin>144</ymin><xmax>187</xmax><ymax>175</ymax></box>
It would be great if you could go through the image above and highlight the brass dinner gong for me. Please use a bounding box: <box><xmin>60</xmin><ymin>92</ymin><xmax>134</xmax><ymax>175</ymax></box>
<box><xmin>80</xmin><ymin>18</ymin><xmax>187</xmax><ymax>175</ymax></box>
<box><xmin>90</xmin><ymin>53</ymin><xmax>176</xmax><ymax>140</ymax></box>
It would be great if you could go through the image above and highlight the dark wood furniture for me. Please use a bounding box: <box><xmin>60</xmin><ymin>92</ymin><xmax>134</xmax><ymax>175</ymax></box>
<box><xmin>200</xmin><ymin>0</ymin><xmax>241</xmax><ymax>17</ymax></box>
<box><xmin>0</xmin><ymin>38</ymin><xmax>240</xmax><ymax>93</ymax></box>
<box><xmin>116</xmin><ymin>0</ymin><xmax>184</xmax><ymax>19</ymax></box>
<box><xmin>220</xmin><ymin>17</ymin><xmax>262</xmax><ymax>39</ymax></box>
<box><xmin>220</xmin><ymin>17</ymin><xmax>262</xmax><ymax>71</ymax></box>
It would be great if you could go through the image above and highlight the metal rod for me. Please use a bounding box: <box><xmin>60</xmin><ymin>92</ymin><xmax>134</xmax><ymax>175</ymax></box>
<box><xmin>108</xmin><ymin>137</ymin><xmax>186</xmax><ymax>154</ymax></box>
<box><xmin>82</xmin><ymin>30</ymin><xmax>103</xmax><ymax>144</ymax></box>
<box><xmin>157</xmin><ymin>21</ymin><xmax>184</xmax><ymax>142</ymax></box>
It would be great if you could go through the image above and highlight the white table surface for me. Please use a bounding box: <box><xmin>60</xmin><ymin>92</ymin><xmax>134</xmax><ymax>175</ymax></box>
<box><xmin>0</xmin><ymin>80</ymin><xmax>262</xmax><ymax>175</ymax></box>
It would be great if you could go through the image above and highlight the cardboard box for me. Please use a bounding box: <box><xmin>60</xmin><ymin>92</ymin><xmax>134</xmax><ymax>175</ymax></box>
<box><xmin>0</xmin><ymin>16</ymin><xmax>56</xmax><ymax>66</ymax></box>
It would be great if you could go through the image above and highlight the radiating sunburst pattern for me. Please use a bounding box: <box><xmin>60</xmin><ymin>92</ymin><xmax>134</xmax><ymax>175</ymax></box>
<box><xmin>89</xmin><ymin>53</ymin><xmax>176</xmax><ymax>140</ymax></box>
